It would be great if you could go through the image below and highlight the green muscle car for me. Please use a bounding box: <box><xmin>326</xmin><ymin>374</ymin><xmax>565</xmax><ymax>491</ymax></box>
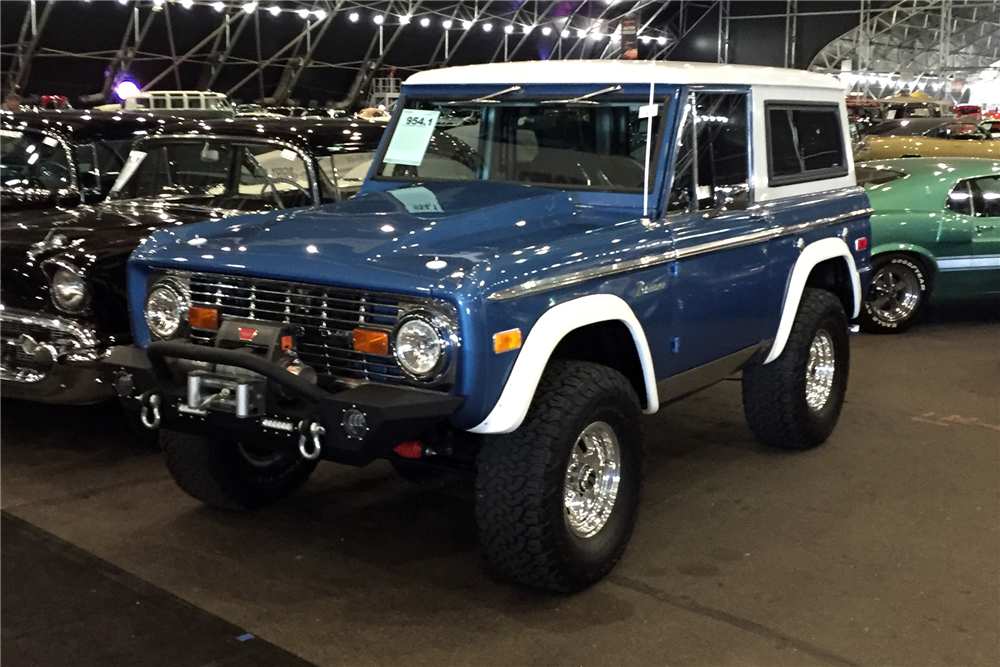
<box><xmin>857</xmin><ymin>157</ymin><xmax>1000</xmax><ymax>332</ymax></box>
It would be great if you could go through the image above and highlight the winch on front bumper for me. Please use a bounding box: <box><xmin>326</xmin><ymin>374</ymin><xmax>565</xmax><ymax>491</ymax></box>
<box><xmin>104</xmin><ymin>320</ymin><xmax>463</xmax><ymax>467</ymax></box>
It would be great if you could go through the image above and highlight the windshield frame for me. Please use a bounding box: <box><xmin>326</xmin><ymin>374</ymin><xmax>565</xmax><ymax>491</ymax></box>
<box><xmin>107</xmin><ymin>133</ymin><xmax>320</xmax><ymax>205</ymax></box>
<box><xmin>366</xmin><ymin>83</ymin><xmax>679</xmax><ymax>211</ymax></box>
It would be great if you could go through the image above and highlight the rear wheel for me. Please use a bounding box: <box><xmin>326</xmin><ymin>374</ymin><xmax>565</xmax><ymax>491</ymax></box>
<box><xmin>859</xmin><ymin>253</ymin><xmax>930</xmax><ymax>333</ymax></box>
<box><xmin>475</xmin><ymin>361</ymin><xmax>643</xmax><ymax>593</ymax></box>
<box><xmin>161</xmin><ymin>430</ymin><xmax>317</xmax><ymax>511</ymax></box>
<box><xmin>743</xmin><ymin>288</ymin><xmax>850</xmax><ymax>450</ymax></box>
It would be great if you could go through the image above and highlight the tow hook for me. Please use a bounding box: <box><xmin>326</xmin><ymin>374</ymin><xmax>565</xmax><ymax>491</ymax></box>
<box><xmin>139</xmin><ymin>392</ymin><xmax>162</xmax><ymax>430</ymax></box>
<box><xmin>298</xmin><ymin>419</ymin><xmax>325</xmax><ymax>460</ymax></box>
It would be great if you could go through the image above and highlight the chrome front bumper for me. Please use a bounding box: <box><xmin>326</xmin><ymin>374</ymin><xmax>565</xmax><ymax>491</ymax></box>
<box><xmin>0</xmin><ymin>305</ymin><xmax>114</xmax><ymax>404</ymax></box>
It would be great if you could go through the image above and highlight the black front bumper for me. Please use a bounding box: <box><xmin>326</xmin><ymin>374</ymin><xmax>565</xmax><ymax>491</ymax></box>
<box><xmin>105</xmin><ymin>342</ymin><xmax>463</xmax><ymax>467</ymax></box>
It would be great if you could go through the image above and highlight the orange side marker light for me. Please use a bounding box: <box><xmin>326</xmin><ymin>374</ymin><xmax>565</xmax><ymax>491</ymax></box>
<box><xmin>493</xmin><ymin>328</ymin><xmax>522</xmax><ymax>354</ymax></box>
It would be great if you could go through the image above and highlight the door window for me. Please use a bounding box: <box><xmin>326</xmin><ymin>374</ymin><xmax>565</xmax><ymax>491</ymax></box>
<box><xmin>667</xmin><ymin>91</ymin><xmax>749</xmax><ymax>213</ymax></box>
<box><xmin>765</xmin><ymin>103</ymin><xmax>846</xmax><ymax>186</ymax></box>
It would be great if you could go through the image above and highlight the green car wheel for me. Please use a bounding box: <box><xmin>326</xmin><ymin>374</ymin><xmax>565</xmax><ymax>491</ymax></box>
<box><xmin>859</xmin><ymin>253</ymin><xmax>931</xmax><ymax>333</ymax></box>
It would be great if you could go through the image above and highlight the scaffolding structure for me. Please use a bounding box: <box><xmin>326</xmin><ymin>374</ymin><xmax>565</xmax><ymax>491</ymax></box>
<box><xmin>2</xmin><ymin>0</ymin><xmax>998</xmax><ymax>107</ymax></box>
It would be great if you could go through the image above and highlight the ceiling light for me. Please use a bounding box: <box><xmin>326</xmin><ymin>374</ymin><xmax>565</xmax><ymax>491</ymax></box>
<box><xmin>442</xmin><ymin>19</ymin><xmax>452</xmax><ymax>28</ymax></box>
<box><xmin>180</xmin><ymin>0</ymin><xmax>194</xmax><ymax>8</ymax></box>
<box><xmin>576</xmin><ymin>28</ymin><xmax>586</xmax><ymax>38</ymax></box>
<box><xmin>560</xmin><ymin>29</ymin><xmax>569</xmax><ymax>38</ymax></box>
<box><xmin>348</xmin><ymin>11</ymin><xmax>359</xmax><ymax>22</ymax></box>
<box><xmin>268</xmin><ymin>5</ymin><xmax>280</xmax><ymax>16</ymax></box>
<box><xmin>541</xmin><ymin>26</ymin><xmax>552</xmax><ymax>36</ymax></box>
<box><xmin>640</xmin><ymin>35</ymin><xmax>651</xmax><ymax>44</ymax></box>
<box><xmin>373</xmin><ymin>14</ymin><xmax>384</xmax><ymax>24</ymax></box>
<box><xmin>523</xmin><ymin>25</ymin><xmax>533</xmax><ymax>34</ymax></box>
<box><xmin>482</xmin><ymin>22</ymin><xmax>492</xmax><ymax>32</ymax></box>
<box><xmin>212</xmin><ymin>1</ymin><xmax>225</xmax><ymax>12</ymax></box>
<box><xmin>312</xmin><ymin>9</ymin><xmax>326</xmax><ymax>20</ymax></box>
<box><xmin>420</xmin><ymin>17</ymin><xmax>431</xmax><ymax>27</ymax></box>
<box><xmin>462</xmin><ymin>19</ymin><xmax>473</xmax><ymax>30</ymax></box>
<box><xmin>400</xmin><ymin>14</ymin><xmax>411</xmax><ymax>24</ymax></box>
<box><xmin>657</xmin><ymin>36</ymin><xmax>667</xmax><ymax>45</ymax></box>
<box><xmin>296</xmin><ymin>8</ymin><xmax>309</xmax><ymax>19</ymax></box>
<box><xmin>504</xmin><ymin>24</ymin><xmax>514</xmax><ymax>34</ymax></box>
<box><xmin>589</xmin><ymin>31</ymin><xmax>603</xmax><ymax>40</ymax></box>
<box><xmin>242</xmin><ymin>1</ymin><xmax>257</xmax><ymax>13</ymax></box>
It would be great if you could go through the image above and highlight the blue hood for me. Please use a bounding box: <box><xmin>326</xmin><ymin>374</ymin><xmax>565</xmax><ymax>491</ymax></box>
<box><xmin>134</xmin><ymin>181</ymin><xmax>633</xmax><ymax>299</ymax></box>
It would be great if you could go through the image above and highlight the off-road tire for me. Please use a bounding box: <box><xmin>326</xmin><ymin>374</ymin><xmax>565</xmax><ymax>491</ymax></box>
<box><xmin>161</xmin><ymin>430</ymin><xmax>318</xmax><ymax>511</ymax></box>
<box><xmin>858</xmin><ymin>253</ymin><xmax>930</xmax><ymax>334</ymax></box>
<box><xmin>475</xmin><ymin>361</ymin><xmax>643</xmax><ymax>593</ymax></box>
<box><xmin>743</xmin><ymin>288</ymin><xmax>849</xmax><ymax>450</ymax></box>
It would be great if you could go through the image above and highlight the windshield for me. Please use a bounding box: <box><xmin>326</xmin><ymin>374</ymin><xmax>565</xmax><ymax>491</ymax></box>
<box><xmin>0</xmin><ymin>129</ymin><xmax>73</xmax><ymax>192</ymax></box>
<box><xmin>373</xmin><ymin>95</ymin><xmax>668</xmax><ymax>193</ymax></box>
<box><xmin>109</xmin><ymin>140</ymin><xmax>313</xmax><ymax>210</ymax></box>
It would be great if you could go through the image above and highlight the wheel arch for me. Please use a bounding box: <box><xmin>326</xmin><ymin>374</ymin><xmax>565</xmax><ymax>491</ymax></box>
<box><xmin>469</xmin><ymin>294</ymin><xmax>658</xmax><ymax>435</ymax></box>
<box><xmin>870</xmin><ymin>242</ymin><xmax>938</xmax><ymax>280</ymax></box>
<box><xmin>765</xmin><ymin>237</ymin><xmax>860</xmax><ymax>364</ymax></box>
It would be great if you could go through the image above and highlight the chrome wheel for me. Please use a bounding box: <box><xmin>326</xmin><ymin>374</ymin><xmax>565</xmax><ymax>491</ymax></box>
<box><xmin>805</xmin><ymin>329</ymin><xmax>836</xmax><ymax>411</ymax></box>
<box><xmin>564</xmin><ymin>421</ymin><xmax>621</xmax><ymax>538</ymax></box>
<box><xmin>868</xmin><ymin>264</ymin><xmax>921</xmax><ymax>324</ymax></box>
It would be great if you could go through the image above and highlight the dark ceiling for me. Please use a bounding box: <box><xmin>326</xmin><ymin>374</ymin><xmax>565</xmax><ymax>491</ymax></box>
<box><xmin>1</xmin><ymin>1</ymin><xmax>879</xmax><ymax>105</ymax></box>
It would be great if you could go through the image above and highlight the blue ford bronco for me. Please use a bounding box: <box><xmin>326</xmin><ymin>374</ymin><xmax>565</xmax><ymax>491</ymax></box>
<box><xmin>107</xmin><ymin>61</ymin><xmax>872</xmax><ymax>592</ymax></box>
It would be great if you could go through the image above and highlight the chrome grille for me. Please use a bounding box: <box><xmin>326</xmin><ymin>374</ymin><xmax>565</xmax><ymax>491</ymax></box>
<box><xmin>1</xmin><ymin>319</ymin><xmax>42</xmax><ymax>363</ymax></box>
<box><xmin>185</xmin><ymin>272</ymin><xmax>424</xmax><ymax>387</ymax></box>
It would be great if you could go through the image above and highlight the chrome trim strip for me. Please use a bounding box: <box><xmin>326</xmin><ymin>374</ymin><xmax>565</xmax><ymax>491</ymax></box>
<box><xmin>487</xmin><ymin>207</ymin><xmax>872</xmax><ymax>301</ymax></box>
<box><xmin>655</xmin><ymin>342</ymin><xmax>766</xmax><ymax>405</ymax></box>
<box><xmin>0</xmin><ymin>306</ymin><xmax>101</xmax><ymax>350</ymax></box>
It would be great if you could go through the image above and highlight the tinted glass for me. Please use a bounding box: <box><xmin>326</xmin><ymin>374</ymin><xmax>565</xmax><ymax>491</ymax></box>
<box><xmin>0</xmin><ymin>129</ymin><xmax>73</xmax><ymax>192</ymax></box>
<box><xmin>945</xmin><ymin>180</ymin><xmax>972</xmax><ymax>216</ymax></box>
<box><xmin>767</xmin><ymin>104</ymin><xmax>846</xmax><ymax>185</ymax></box>
<box><xmin>969</xmin><ymin>176</ymin><xmax>1000</xmax><ymax>217</ymax></box>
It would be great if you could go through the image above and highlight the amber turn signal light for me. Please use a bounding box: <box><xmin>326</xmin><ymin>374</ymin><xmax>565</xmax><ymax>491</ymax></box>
<box><xmin>353</xmin><ymin>328</ymin><xmax>389</xmax><ymax>355</ymax></box>
<box><xmin>493</xmin><ymin>328</ymin><xmax>522</xmax><ymax>354</ymax></box>
<box><xmin>188</xmin><ymin>306</ymin><xmax>219</xmax><ymax>330</ymax></box>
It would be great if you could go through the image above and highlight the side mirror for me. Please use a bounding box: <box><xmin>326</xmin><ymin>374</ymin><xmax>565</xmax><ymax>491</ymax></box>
<box><xmin>711</xmin><ymin>183</ymin><xmax>750</xmax><ymax>212</ymax></box>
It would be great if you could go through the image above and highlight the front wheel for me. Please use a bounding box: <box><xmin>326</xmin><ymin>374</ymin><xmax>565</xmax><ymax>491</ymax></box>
<box><xmin>161</xmin><ymin>430</ymin><xmax>318</xmax><ymax>511</ymax></box>
<box><xmin>475</xmin><ymin>361</ymin><xmax>643</xmax><ymax>593</ymax></box>
<box><xmin>743</xmin><ymin>288</ymin><xmax>850</xmax><ymax>450</ymax></box>
<box><xmin>858</xmin><ymin>253</ymin><xmax>930</xmax><ymax>333</ymax></box>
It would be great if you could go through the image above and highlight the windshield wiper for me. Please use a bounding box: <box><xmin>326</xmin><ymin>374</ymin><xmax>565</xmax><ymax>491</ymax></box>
<box><xmin>541</xmin><ymin>84</ymin><xmax>622</xmax><ymax>105</ymax></box>
<box><xmin>448</xmin><ymin>85</ymin><xmax>522</xmax><ymax>105</ymax></box>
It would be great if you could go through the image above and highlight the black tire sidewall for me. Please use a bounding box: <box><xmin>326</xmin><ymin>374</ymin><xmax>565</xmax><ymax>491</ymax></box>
<box><xmin>548</xmin><ymin>386</ymin><xmax>642</xmax><ymax>581</ymax></box>
<box><xmin>802</xmin><ymin>309</ymin><xmax>850</xmax><ymax>442</ymax></box>
<box><xmin>861</xmin><ymin>254</ymin><xmax>929</xmax><ymax>332</ymax></box>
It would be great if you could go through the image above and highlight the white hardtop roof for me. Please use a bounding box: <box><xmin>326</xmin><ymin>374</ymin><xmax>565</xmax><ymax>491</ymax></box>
<box><xmin>406</xmin><ymin>60</ymin><xmax>843</xmax><ymax>90</ymax></box>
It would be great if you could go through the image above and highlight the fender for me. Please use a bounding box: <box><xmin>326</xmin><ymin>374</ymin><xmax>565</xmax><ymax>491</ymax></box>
<box><xmin>870</xmin><ymin>241</ymin><xmax>937</xmax><ymax>269</ymax></box>
<box><xmin>764</xmin><ymin>237</ymin><xmax>861</xmax><ymax>364</ymax></box>
<box><xmin>469</xmin><ymin>294</ymin><xmax>658</xmax><ymax>434</ymax></box>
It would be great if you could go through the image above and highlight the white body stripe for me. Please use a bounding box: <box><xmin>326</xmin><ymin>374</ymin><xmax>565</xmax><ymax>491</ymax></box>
<box><xmin>936</xmin><ymin>255</ymin><xmax>1000</xmax><ymax>271</ymax></box>
<box><xmin>469</xmin><ymin>294</ymin><xmax>658</xmax><ymax>434</ymax></box>
<box><xmin>764</xmin><ymin>237</ymin><xmax>861</xmax><ymax>364</ymax></box>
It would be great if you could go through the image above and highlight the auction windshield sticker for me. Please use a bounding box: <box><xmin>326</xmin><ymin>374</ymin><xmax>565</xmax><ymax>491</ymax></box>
<box><xmin>382</xmin><ymin>109</ymin><xmax>441</xmax><ymax>166</ymax></box>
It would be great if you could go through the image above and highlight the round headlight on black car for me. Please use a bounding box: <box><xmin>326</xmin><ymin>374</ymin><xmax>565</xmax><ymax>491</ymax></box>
<box><xmin>393</xmin><ymin>309</ymin><xmax>455</xmax><ymax>381</ymax></box>
<box><xmin>50</xmin><ymin>266</ymin><xmax>89</xmax><ymax>313</ymax></box>
<box><xmin>145</xmin><ymin>280</ymin><xmax>188</xmax><ymax>339</ymax></box>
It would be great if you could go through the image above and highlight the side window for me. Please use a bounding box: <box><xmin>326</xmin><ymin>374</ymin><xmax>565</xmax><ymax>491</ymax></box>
<box><xmin>134</xmin><ymin>98</ymin><xmax>150</xmax><ymax>109</ymax></box>
<box><xmin>152</xmin><ymin>97</ymin><xmax>167</xmax><ymax>109</ymax></box>
<box><xmin>968</xmin><ymin>176</ymin><xmax>1000</xmax><ymax>217</ymax></box>
<box><xmin>766</xmin><ymin>103</ymin><xmax>847</xmax><ymax>186</ymax></box>
<box><xmin>945</xmin><ymin>180</ymin><xmax>972</xmax><ymax>215</ymax></box>
<box><xmin>667</xmin><ymin>91</ymin><xmax>749</xmax><ymax>213</ymax></box>
<box><xmin>188</xmin><ymin>97</ymin><xmax>202</xmax><ymax>109</ymax></box>
<box><xmin>240</xmin><ymin>144</ymin><xmax>312</xmax><ymax>207</ymax></box>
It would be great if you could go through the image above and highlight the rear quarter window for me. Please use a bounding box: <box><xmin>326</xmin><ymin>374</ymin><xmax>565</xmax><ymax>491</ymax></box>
<box><xmin>765</xmin><ymin>102</ymin><xmax>848</xmax><ymax>187</ymax></box>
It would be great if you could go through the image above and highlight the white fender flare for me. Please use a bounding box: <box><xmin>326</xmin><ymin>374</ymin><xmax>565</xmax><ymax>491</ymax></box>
<box><xmin>469</xmin><ymin>294</ymin><xmax>658</xmax><ymax>434</ymax></box>
<box><xmin>765</xmin><ymin>237</ymin><xmax>861</xmax><ymax>364</ymax></box>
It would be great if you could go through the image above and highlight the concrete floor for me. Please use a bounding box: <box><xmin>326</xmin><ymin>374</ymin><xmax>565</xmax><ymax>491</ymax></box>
<box><xmin>2</xmin><ymin>304</ymin><xmax>998</xmax><ymax>667</ymax></box>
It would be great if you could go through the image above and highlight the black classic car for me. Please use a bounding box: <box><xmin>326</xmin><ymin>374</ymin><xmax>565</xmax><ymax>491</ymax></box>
<box><xmin>1</xmin><ymin>110</ymin><xmax>167</xmax><ymax>212</ymax></box>
<box><xmin>0</xmin><ymin>116</ymin><xmax>386</xmax><ymax>403</ymax></box>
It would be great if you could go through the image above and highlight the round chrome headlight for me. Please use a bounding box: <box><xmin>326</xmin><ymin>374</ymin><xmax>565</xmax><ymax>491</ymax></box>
<box><xmin>50</xmin><ymin>267</ymin><xmax>89</xmax><ymax>313</ymax></box>
<box><xmin>145</xmin><ymin>282</ymin><xmax>186</xmax><ymax>339</ymax></box>
<box><xmin>393</xmin><ymin>312</ymin><xmax>451</xmax><ymax>380</ymax></box>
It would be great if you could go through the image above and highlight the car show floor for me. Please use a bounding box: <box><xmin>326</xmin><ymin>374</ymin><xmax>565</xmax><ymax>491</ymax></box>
<box><xmin>2</xmin><ymin>303</ymin><xmax>998</xmax><ymax>667</ymax></box>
